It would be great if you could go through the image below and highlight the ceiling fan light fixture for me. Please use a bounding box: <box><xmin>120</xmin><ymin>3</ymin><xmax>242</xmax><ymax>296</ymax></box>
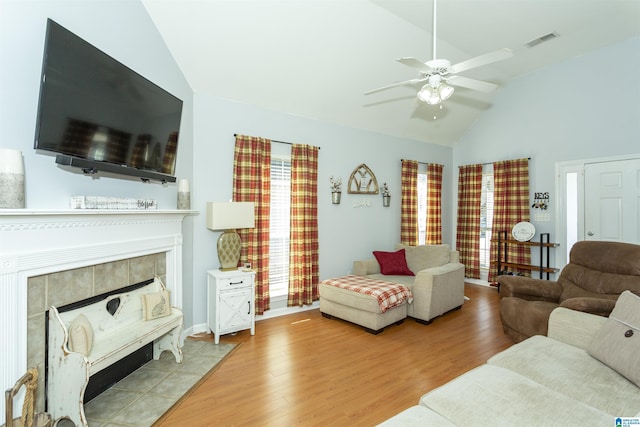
<box><xmin>417</xmin><ymin>85</ymin><xmax>434</xmax><ymax>103</ymax></box>
<box><xmin>438</xmin><ymin>84</ymin><xmax>454</xmax><ymax>100</ymax></box>
<box><xmin>426</xmin><ymin>93</ymin><xmax>441</xmax><ymax>105</ymax></box>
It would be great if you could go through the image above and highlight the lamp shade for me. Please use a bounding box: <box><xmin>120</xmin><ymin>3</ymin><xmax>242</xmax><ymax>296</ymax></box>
<box><xmin>206</xmin><ymin>202</ymin><xmax>255</xmax><ymax>231</ymax></box>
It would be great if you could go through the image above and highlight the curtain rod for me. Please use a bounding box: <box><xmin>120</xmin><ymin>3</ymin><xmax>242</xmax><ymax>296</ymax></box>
<box><xmin>459</xmin><ymin>157</ymin><xmax>532</xmax><ymax>167</ymax></box>
<box><xmin>401</xmin><ymin>159</ymin><xmax>429</xmax><ymax>165</ymax></box>
<box><xmin>234</xmin><ymin>134</ymin><xmax>320</xmax><ymax>149</ymax></box>
<box><xmin>480</xmin><ymin>157</ymin><xmax>531</xmax><ymax>166</ymax></box>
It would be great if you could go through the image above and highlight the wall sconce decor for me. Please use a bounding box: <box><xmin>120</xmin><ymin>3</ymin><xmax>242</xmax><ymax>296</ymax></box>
<box><xmin>330</xmin><ymin>176</ymin><xmax>342</xmax><ymax>204</ymax></box>
<box><xmin>381</xmin><ymin>182</ymin><xmax>391</xmax><ymax>207</ymax></box>
<box><xmin>206</xmin><ymin>202</ymin><xmax>255</xmax><ymax>270</ymax></box>
<box><xmin>532</xmin><ymin>192</ymin><xmax>549</xmax><ymax>210</ymax></box>
<box><xmin>347</xmin><ymin>163</ymin><xmax>379</xmax><ymax>194</ymax></box>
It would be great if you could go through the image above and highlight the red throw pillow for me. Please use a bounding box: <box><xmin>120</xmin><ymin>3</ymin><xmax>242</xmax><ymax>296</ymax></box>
<box><xmin>372</xmin><ymin>249</ymin><xmax>415</xmax><ymax>276</ymax></box>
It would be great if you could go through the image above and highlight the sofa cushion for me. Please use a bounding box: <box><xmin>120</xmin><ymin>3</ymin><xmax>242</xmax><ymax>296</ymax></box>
<box><xmin>373</xmin><ymin>249</ymin><xmax>414</xmax><ymax>276</ymax></box>
<box><xmin>588</xmin><ymin>290</ymin><xmax>640</xmax><ymax>388</ymax></box>
<box><xmin>367</xmin><ymin>273</ymin><xmax>414</xmax><ymax>289</ymax></box>
<box><xmin>420</xmin><ymin>365</ymin><xmax>613</xmax><ymax>426</ymax></box>
<box><xmin>376</xmin><ymin>405</ymin><xmax>455</xmax><ymax>426</ymax></box>
<box><xmin>395</xmin><ymin>244</ymin><xmax>450</xmax><ymax>274</ymax></box>
<box><xmin>419</xmin><ymin>364</ymin><xmax>613</xmax><ymax>426</ymax></box>
<box><xmin>488</xmin><ymin>335</ymin><xmax>640</xmax><ymax>416</ymax></box>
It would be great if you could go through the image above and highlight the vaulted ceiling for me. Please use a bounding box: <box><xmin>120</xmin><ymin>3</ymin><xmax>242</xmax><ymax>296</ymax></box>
<box><xmin>143</xmin><ymin>0</ymin><xmax>640</xmax><ymax>146</ymax></box>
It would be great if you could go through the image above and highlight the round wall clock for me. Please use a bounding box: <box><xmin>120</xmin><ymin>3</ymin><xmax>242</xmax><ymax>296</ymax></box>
<box><xmin>512</xmin><ymin>221</ymin><xmax>535</xmax><ymax>242</ymax></box>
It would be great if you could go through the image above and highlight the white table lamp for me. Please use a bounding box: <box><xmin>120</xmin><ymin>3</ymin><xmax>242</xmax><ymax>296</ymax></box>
<box><xmin>206</xmin><ymin>202</ymin><xmax>255</xmax><ymax>271</ymax></box>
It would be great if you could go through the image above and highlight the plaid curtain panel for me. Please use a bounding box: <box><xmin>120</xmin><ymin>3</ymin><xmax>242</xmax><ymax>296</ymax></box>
<box><xmin>288</xmin><ymin>144</ymin><xmax>320</xmax><ymax>307</ymax></box>
<box><xmin>233</xmin><ymin>135</ymin><xmax>271</xmax><ymax>314</ymax></box>
<box><xmin>489</xmin><ymin>158</ymin><xmax>531</xmax><ymax>282</ymax></box>
<box><xmin>426</xmin><ymin>163</ymin><xmax>443</xmax><ymax>244</ymax></box>
<box><xmin>401</xmin><ymin>160</ymin><xmax>419</xmax><ymax>246</ymax></box>
<box><xmin>456</xmin><ymin>164</ymin><xmax>482</xmax><ymax>279</ymax></box>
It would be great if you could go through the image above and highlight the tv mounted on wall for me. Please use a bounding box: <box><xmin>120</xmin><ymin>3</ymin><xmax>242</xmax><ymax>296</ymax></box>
<box><xmin>34</xmin><ymin>19</ymin><xmax>183</xmax><ymax>183</ymax></box>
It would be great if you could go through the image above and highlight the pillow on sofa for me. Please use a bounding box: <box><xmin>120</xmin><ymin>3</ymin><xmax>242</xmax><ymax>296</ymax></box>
<box><xmin>141</xmin><ymin>289</ymin><xmax>172</xmax><ymax>320</ymax></box>
<box><xmin>588</xmin><ymin>290</ymin><xmax>640</xmax><ymax>387</ymax></box>
<box><xmin>395</xmin><ymin>244</ymin><xmax>450</xmax><ymax>274</ymax></box>
<box><xmin>373</xmin><ymin>249</ymin><xmax>414</xmax><ymax>276</ymax></box>
<box><xmin>68</xmin><ymin>313</ymin><xmax>93</xmax><ymax>356</ymax></box>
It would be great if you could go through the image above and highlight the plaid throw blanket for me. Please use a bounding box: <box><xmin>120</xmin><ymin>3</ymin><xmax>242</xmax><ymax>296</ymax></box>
<box><xmin>322</xmin><ymin>275</ymin><xmax>413</xmax><ymax>313</ymax></box>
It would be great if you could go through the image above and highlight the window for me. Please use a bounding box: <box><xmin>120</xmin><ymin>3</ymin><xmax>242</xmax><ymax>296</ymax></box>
<box><xmin>417</xmin><ymin>172</ymin><xmax>428</xmax><ymax>245</ymax></box>
<box><xmin>269</xmin><ymin>156</ymin><xmax>291</xmax><ymax>298</ymax></box>
<box><xmin>480</xmin><ymin>167</ymin><xmax>494</xmax><ymax>276</ymax></box>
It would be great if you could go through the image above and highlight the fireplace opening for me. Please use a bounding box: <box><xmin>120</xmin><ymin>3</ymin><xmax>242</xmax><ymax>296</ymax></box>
<box><xmin>45</xmin><ymin>278</ymin><xmax>156</xmax><ymax>409</ymax></box>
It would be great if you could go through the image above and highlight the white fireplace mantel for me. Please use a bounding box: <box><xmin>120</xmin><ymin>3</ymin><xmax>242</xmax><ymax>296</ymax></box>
<box><xmin>0</xmin><ymin>209</ymin><xmax>194</xmax><ymax>418</ymax></box>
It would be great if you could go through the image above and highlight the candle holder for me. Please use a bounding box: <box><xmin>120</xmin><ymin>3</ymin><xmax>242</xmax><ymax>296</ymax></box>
<box><xmin>177</xmin><ymin>178</ymin><xmax>190</xmax><ymax>210</ymax></box>
<box><xmin>0</xmin><ymin>148</ymin><xmax>25</xmax><ymax>208</ymax></box>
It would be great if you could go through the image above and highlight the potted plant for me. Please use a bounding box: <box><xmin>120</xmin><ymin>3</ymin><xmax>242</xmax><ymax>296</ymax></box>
<box><xmin>382</xmin><ymin>182</ymin><xmax>391</xmax><ymax>207</ymax></box>
<box><xmin>330</xmin><ymin>176</ymin><xmax>342</xmax><ymax>204</ymax></box>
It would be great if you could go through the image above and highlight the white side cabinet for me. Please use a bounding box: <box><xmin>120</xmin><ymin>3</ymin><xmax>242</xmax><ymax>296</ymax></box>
<box><xmin>207</xmin><ymin>269</ymin><xmax>256</xmax><ymax>344</ymax></box>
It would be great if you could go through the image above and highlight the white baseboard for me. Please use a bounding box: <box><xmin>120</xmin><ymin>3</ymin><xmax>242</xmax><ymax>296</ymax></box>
<box><xmin>465</xmin><ymin>278</ymin><xmax>492</xmax><ymax>287</ymax></box>
<box><xmin>181</xmin><ymin>304</ymin><xmax>320</xmax><ymax>342</ymax></box>
<box><xmin>182</xmin><ymin>323</ymin><xmax>209</xmax><ymax>341</ymax></box>
<box><xmin>256</xmin><ymin>301</ymin><xmax>320</xmax><ymax>321</ymax></box>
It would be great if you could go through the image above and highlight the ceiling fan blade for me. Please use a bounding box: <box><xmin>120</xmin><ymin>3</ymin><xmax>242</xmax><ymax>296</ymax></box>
<box><xmin>449</xmin><ymin>48</ymin><xmax>513</xmax><ymax>74</ymax></box>
<box><xmin>364</xmin><ymin>77</ymin><xmax>427</xmax><ymax>95</ymax></box>
<box><xmin>396</xmin><ymin>57</ymin><xmax>432</xmax><ymax>73</ymax></box>
<box><xmin>447</xmin><ymin>75</ymin><xmax>499</xmax><ymax>93</ymax></box>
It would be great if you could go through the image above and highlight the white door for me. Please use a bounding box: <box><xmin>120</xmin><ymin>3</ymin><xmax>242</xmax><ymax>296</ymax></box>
<box><xmin>584</xmin><ymin>158</ymin><xmax>640</xmax><ymax>244</ymax></box>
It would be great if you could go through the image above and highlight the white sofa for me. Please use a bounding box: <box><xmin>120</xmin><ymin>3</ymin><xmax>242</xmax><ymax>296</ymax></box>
<box><xmin>379</xmin><ymin>299</ymin><xmax>640</xmax><ymax>426</ymax></box>
<box><xmin>353</xmin><ymin>244</ymin><xmax>465</xmax><ymax>324</ymax></box>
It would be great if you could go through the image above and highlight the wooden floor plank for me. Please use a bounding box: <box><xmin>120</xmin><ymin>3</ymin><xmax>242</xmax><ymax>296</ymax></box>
<box><xmin>155</xmin><ymin>283</ymin><xmax>512</xmax><ymax>426</ymax></box>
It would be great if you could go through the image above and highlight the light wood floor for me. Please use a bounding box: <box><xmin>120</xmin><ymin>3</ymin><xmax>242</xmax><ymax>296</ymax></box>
<box><xmin>156</xmin><ymin>283</ymin><xmax>512</xmax><ymax>426</ymax></box>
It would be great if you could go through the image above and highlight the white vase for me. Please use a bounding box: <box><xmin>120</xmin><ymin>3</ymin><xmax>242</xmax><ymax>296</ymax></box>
<box><xmin>0</xmin><ymin>148</ymin><xmax>25</xmax><ymax>208</ymax></box>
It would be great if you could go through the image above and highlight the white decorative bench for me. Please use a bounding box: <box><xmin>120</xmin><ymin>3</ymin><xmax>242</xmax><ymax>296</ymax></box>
<box><xmin>47</xmin><ymin>277</ymin><xmax>183</xmax><ymax>427</ymax></box>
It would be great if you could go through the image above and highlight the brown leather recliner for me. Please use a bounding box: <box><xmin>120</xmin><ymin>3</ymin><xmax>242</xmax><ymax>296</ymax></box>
<box><xmin>498</xmin><ymin>240</ymin><xmax>640</xmax><ymax>343</ymax></box>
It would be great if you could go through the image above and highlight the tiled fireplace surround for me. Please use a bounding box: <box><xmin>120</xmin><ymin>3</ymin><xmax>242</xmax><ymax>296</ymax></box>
<box><xmin>0</xmin><ymin>210</ymin><xmax>190</xmax><ymax>419</ymax></box>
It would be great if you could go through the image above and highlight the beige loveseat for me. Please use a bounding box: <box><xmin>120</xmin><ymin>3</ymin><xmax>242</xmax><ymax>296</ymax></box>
<box><xmin>379</xmin><ymin>292</ymin><xmax>640</xmax><ymax>426</ymax></box>
<box><xmin>353</xmin><ymin>244</ymin><xmax>465</xmax><ymax>324</ymax></box>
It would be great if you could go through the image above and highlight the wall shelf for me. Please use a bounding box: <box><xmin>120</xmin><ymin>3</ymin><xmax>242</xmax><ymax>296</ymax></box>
<box><xmin>491</xmin><ymin>231</ymin><xmax>560</xmax><ymax>279</ymax></box>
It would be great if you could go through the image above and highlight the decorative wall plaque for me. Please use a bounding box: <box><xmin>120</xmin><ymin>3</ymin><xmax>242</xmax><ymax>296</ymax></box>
<box><xmin>347</xmin><ymin>163</ymin><xmax>379</xmax><ymax>194</ymax></box>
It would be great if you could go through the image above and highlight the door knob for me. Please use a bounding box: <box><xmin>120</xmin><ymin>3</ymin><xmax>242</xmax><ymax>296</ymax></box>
<box><xmin>587</xmin><ymin>231</ymin><xmax>594</xmax><ymax>236</ymax></box>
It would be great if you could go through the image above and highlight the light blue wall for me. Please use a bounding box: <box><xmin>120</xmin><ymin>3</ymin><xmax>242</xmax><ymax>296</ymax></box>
<box><xmin>0</xmin><ymin>1</ymin><xmax>453</xmax><ymax>332</ymax></box>
<box><xmin>453</xmin><ymin>37</ymin><xmax>640</xmax><ymax>266</ymax></box>
<box><xmin>7</xmin><ymin>1</ymin><xmax>635</xmax><ymax>331</ymax></box>
<box><xmin>192</xmin><ymin>94</ymin><xmax>453</xmax><ymax>326</ymax></box>
<box><xmin>0</xmin><ymin>1</ymin><xmax>196</xmax><ymax>323</ymax></box>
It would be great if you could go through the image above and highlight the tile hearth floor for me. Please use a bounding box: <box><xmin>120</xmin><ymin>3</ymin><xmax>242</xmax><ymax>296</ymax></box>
<box><xmin>78</xmin><ymin>339</ymin><xmax>234</xmax><ymax>427</ymax></box>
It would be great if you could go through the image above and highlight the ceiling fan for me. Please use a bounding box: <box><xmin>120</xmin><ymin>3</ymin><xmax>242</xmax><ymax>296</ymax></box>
<box><xmin>365</xmin><ymin>0</ymin><xmax>514</xmax><ymax>105</ymax></box>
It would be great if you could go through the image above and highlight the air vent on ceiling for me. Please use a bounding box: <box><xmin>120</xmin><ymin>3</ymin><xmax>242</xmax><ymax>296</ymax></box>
<box><xmin>524</xmin><ymin>32</ymin><xmax>559</xmax><ymax>48</ymax></box>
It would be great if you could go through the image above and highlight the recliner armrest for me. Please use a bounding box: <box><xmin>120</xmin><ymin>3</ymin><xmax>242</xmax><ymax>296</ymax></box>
<box><xmin>497</xmin><ymin>275</ymin><xmax>562</xmax><ymax>302</ymax></box>
<box><xmin>559</xmin><ymin>297</ymin><xmax>616</xmax><ymax>317</ymax></box>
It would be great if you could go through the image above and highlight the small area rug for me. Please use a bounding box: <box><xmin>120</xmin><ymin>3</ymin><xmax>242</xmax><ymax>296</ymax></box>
<box><xmin>80</xmin><ymin>339</ymin><xmax>237</xmax><ymax>427</ymax></box>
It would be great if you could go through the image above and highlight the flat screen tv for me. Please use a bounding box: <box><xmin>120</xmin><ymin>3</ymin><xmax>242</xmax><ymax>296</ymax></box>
<box><xmin>34</xmin><ymin>19</ymin><xmax>183</xmax><ymax>183</ymax></box>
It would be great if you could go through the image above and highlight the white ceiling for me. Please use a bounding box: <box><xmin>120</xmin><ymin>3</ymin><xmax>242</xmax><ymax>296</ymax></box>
<box><xmin>142</xmin><ymin>0</ymin><xmax>640</xmax><ymax>146</ymax></box>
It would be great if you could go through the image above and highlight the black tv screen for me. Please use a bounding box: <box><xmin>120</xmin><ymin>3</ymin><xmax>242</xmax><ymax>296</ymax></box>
<box><xmin>34</xmin><ymin>19</ymin><xmax>183</xmax><ymax>182</ymax></box>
